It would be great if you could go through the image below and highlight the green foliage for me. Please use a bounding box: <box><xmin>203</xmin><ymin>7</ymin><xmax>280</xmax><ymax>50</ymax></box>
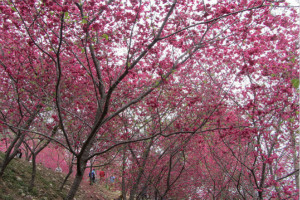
<box><xmin>291</xmin><ymin>79</ymin><xmax>299</xmax><ymax>88</ymax></box>
<box><xmin>291</xmin><ymin>57</ymin><xmax>296</xmax><ymax>63</ymax></box>
<box><xmin>64</xmin><ymin>12</ymin><xmax>70</xmax><ymax>19</ymax></box>
<box><xmin>289</xmin><ymin>118</ymin><xmax>295</xmax><ymax>123</ymax></box>
<box><xmin>102</xmin><ymin>34</ymin><xmax>109</xmax><ymax>40</ymax></box>
<box><xmin>11</xmin><ymin>7</ymin><xmax>17</xmax><ymax>12</ymax></box>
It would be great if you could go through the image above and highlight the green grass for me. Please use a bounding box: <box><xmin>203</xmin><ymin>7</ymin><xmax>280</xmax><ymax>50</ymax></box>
<box><xmin>0</xmin><ymin>152</ymin><xmax>70</xmax><ymax>200</ymax></box>
<box><xmin>0</xmin><ymin>151</ymin><xmax>117</xmax><ymax>200</ymax></box>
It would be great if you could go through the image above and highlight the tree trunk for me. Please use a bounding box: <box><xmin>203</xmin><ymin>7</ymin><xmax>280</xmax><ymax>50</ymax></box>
<box><xmin>65</xmin><ymin>168</ymin><xmax>85</xmax><ymax>200</ymax></box>
<box><xmin>0</xmin><ymin>136</ymin><xmax>22</xmax><ymax>177</ymax></box>
<box><xmin>290</xmin><ymin>130</ymin><xmax>299</xmax><ymax>190</ymax></box>
<box><xmin>65</xmin><ymin>152</ymin><xmax>90</xmax><ymax>200</ymax></box>
<box><xmin>121</xmin><ymin>146</ymin><xmax>127</xmax><ymax>200</ymax></box>
<box><xmin>65</xmin><ymin>110</ymin><xmax>99</xmax><ymax>199</ymax></box>
<box><xmin>29</xmin><ymin>154</ymin><xmax>37</xmax><ymax>191</ymax></box>
<box><xmin>0</xmin><ymin>104</ymin><xmax>41</xmax><ymax>177</ymax></box>
<box><xmin>0</xmin><ymin>154</ymin><xmax>14</xmax><ymax>177</ymax></box>
<box><xmin>60</xmin><ymin>164</ymin><xmax>73</xmax><ymax>191</ymax></box>
<box><xmin>129</xmin><ymin>139</ymin><xmax>153</xmax><ymax>200</ymax></box>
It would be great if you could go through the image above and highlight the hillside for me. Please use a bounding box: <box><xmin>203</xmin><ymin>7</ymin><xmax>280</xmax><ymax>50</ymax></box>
<box><xmin>0</xmin><ymin>152</ymin><xmax>120</xmax><ymax>200</ymax></box>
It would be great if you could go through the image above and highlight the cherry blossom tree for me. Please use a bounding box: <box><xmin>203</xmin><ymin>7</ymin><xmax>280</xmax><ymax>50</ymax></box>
<box><xmin>23</xmin><ymin>124</ymin><xmax>59</xmax><ymax>190</ymax></box>
<box><xmin>0</xmin><ymin>0</ymin><xmax>298</xmax><ymax>199</ymax></box>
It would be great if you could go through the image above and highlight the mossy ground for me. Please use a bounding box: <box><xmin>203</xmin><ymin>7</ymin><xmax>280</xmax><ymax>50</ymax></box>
<box><xmin>0</xmin><ymin>152</ymin><xmax>120</xmax><ymax>200</ymax></box>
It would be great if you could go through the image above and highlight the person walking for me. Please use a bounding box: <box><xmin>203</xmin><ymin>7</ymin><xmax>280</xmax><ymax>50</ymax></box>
<box><xmin>89</xmin><ymin>169</ymin><xmax>96</xmax><ymax>185</ymax></box>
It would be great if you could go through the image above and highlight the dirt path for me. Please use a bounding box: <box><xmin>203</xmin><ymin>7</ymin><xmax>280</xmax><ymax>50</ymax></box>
<box><xmin>77</xmin><ymin>180</ymin><xmax>121</xmax><ymax>200</ymax></box>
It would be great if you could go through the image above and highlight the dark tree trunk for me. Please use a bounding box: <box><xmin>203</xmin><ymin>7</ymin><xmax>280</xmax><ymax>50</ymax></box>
<box><xmin>129</xmin><ymin>139</ymin><xmax>153</xmax><ymax>200</ymax></box>
<box><xmin>0</xmin><ymin>104</ymin><xmax>41</xmax><ymax>177</ymax></box>
<box><xmin>0</xmin><ymin>135</ymin><xmax>23</xmax><ymax>177</ymax></box>
<box><xmin>290</xmin><ymin>130</ymin><xmax>299</xmax><ymax>190</ymax></box>
<box><xmin>65</xmin><ymin>167</ymin><xmax>85</xmax><ymax>200</ymax></box>
<box><xmin>29</xmin><ymin>154</ymin><xmax>37</xmax><ymax>191</ymax></box>
<box><xmin>60</xmin><ymin>163</ymin><xmax>74</xmax><ymax>191</ymax></box>
<box><xmin>121</xmin><ymin>146</ymin><xmax>127</xmax><ymax>200</ymax></box>
<box><xmin>0</xmin><ymin>153</ymin><xmax>15</xmax><ymax>177</ymax></box>
<box><xmin>65</xmin><ymin>150</ymin><xmax>90</xmax><ymax>200</ymax></box>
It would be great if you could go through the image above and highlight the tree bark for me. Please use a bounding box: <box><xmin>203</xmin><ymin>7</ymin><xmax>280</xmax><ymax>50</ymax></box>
<box><xmin>65</xmin><ymin>145</ymin><xmax>91</xmax><ymax>200</ymax></box>
<box><xmin>129</xmin><ymin>139</ymin><xmax>153</xmax><ymax>200</ymax></box>
<box><xmin>0</xmin><ymin>104</ymin><xmax>42</xmax><ymax>177</ymax></box>
<box><xmin>0</xmin><ymin>136</ymin><xmax>20</xmax><ymax>178</ymax></box>
<box><xmin>121</xmin><ymin>146</ymin><xmax>127</xmax><ymax>200</ymax></box>
<box><xmin>60</xmin><ymin>159</ymin><xmax>74</xmax><ymax>191</ymax></box>
<box><xmin>289</xmin><ymin>130</ymin><xmax>299</xmax><ymax>190</ymax></box>
<box><xmin>0</xmin><ymin>135</ymin><xmax>23</xmax><ymax>177</ymax></box>
<box><xmin>29</xmin><ymin>154</ymin><xmax>37</xmax><ymax>191</ymax></box>
<box><xmin>65</xmin><ymin>171</ymin><xmax>84</xmax><ymax>200</ymax></box>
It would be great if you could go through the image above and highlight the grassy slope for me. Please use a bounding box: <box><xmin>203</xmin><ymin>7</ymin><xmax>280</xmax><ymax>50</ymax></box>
<box><xmin>0</xmin><ymin>152</ymin><xmax>120</xmax><ymax>200</ymax></box>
